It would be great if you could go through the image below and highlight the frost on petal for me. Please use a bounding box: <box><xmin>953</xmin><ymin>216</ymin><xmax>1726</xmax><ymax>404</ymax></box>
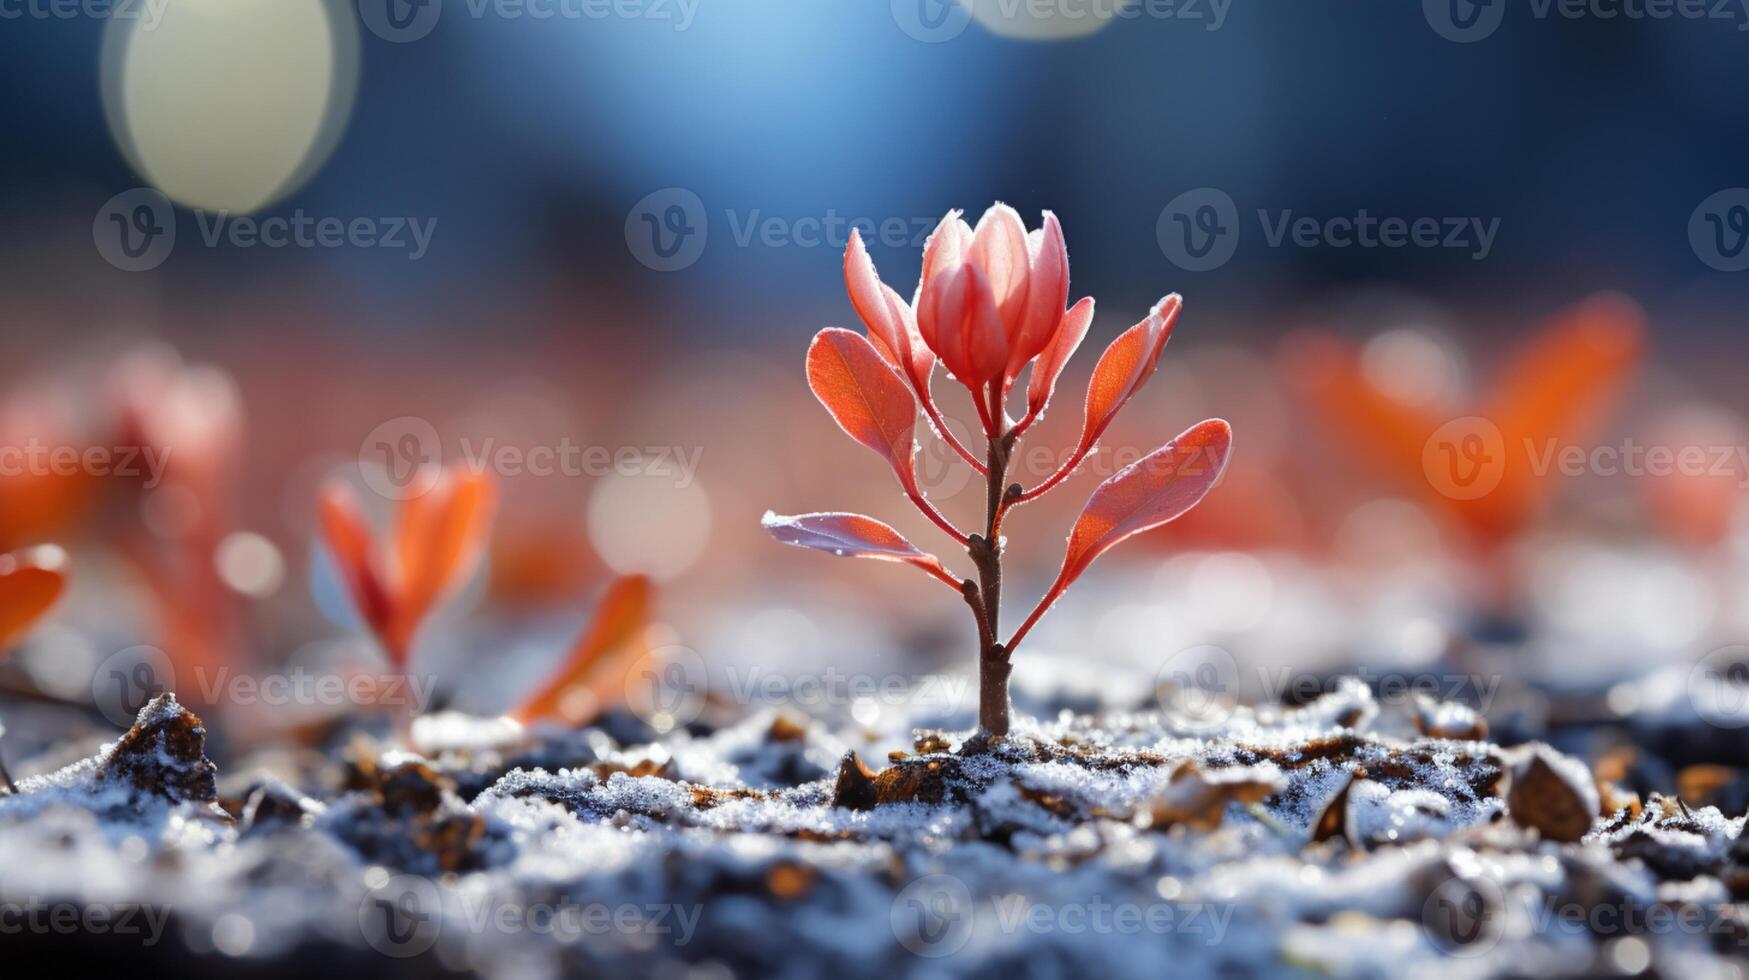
<box><xmin>1007</xmin><ymin>211</ymin><xmax>1070</xmax><ymax>378</ymax></box>
<box><xmin>845</xmin><ymin>229</ymin><xmax>909</xmax><ymax>371</ymax></box>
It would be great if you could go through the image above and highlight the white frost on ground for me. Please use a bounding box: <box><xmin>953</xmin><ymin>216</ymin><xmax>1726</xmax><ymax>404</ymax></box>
<box><xmin>0</xmin><ymin>683</ymin><xmax>1741</xmax><ymax>978</ymax></box>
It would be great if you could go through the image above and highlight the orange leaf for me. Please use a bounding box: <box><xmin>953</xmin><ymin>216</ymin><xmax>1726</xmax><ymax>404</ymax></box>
<box><xmin>393</xmin><ymin>466</ymin><xmax>497</xmax><ymax>647</ymax></box>
<box><xmin>1479</xmin><ymin>292</ymin><xmax>1643</xmax><ymax>538</ymax></box>
<box><xmin>806</xmin><ymin>328</ymin><xmax>920</xmax><ymax>491</ymax></box>
<box><xmin>0</xmin><ymin>545</ymin><xmax>68</xmax><ymax>655</ymax></box>
<box><xmin>1013</xmin><ymin>420</ymin><xmax>1231</xmax><ymax>649</ymax></box>
<box><xmin>511</xmin><ymin>575</ymin><xmax>651</xmax><ymax>726</ymax></box>
<box><xmin>1071</xmin><ymin>295</ymin><xmax>1181</xmax><ymax>458</ymax></box>
<box><xmin>1026</xmin><ymin>297</ymin><xmax>1094</xmax><ymax>419</ymax></box>
<box><xmin>762</xmin><ymin>511</ymin><xmax>961</xmax><ymax>589</ymax></box>
<box><xmin>317</xmin><ymin>480</ymin><xmax>396</xmax><ymax>654</ymax></box>
<box><xmin>318</xmin><ymin>466</ymin><xmax>496</xmax><ymax>667</ymax></box>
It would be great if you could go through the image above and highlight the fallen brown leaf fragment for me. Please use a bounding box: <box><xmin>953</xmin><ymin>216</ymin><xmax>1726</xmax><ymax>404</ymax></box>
<box><xmin>1312</xmin><ymin>771</ymin><xmax>1358</xmax><ymax>843</ymax></box>
<box><xmin>1144</xmin><ymin>762</ymin><xmax>1284</xmax><ymax>832</ymax></box>
<box><xmin>1411</xmin><ymin>693</ymin><xmax>1488</xmax><ymax>741</ymax></box>
<box><xmin>1506</xmin><ymin>745</ymin><xmax>1598</xmax><ymax>843</ymax></box>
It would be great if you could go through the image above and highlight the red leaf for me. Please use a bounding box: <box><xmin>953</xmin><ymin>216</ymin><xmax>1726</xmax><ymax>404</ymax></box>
<box><xmin>762</xmin><ymin>511</ymin><xmax>960</xmax><ymax>588</ymax></box>
<box><xmin>1026</xmin><ymin>296</ymin><xmax>1094</xmax><ymax>418</ymax></box>
<box><xmin>806</xmin><ymin>328</ymin><xmax>920</xmax><ymax>492</ymax></box>
<box><xmin>1012</xmin><ymin>419</ymin><xmax>1231</xmax><ymax>649</ymax></box>
<box><xmin>511</xmin><ymin>575</ymin><xmax>651</xmax><ymax>726</ymax></box>
<box><xmin>318</xmin><ymin>480</ymin><xmax>396</xmax><ymax>654</ymax></box>
<box><xmin>1071</xmin><ymin>294</ymin><xmax>1181</xmax><ymax>457</ymax></box>
<box><xmin>0</xmin><ymin>545</ymin><xmax>67</xmax><ymax>656</ymax></box>
<box><xmin>318</xmin><ymin>466</ymin><xmax>497</xmax><ymax>667</ymax></box>
<box><xmin>393</xmin><ymin>467</ymin><xmax>497</xmax><ymax>647</ymax></box>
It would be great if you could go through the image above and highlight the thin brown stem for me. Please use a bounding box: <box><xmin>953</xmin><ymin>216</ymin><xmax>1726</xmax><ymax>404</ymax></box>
<box><xmin>971</xmin><ymin>427</ymin><xmax>1015</xmax><ymax>738</ymax></box>
<box><xmin>920</xmin><ymin>395</ymin><xmax>987</xmax><ymax>474</ymax></box>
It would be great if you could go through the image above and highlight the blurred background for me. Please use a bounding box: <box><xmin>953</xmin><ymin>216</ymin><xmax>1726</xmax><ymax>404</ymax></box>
<box><xmin>3</xmin><ymin>0</ymin><xmax>1749</xmax><ymax>752</ymax></box>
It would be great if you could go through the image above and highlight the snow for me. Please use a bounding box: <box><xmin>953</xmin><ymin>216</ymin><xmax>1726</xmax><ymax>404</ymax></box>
<box><xmin>0</xmin><ymin>680</ymin><xmax>1739</xmax><ymax>977</ymax></box>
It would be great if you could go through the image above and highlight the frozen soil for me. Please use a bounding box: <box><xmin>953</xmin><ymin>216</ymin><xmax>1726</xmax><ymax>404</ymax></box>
<box><xmin>1</xmin><ymin>682</ymin><xmax>1747</xmax><ymax>979</ymax></box>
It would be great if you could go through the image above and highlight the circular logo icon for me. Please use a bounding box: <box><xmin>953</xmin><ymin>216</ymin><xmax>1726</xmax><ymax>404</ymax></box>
<box><xmin>1157</xmin><ymin>188</ymin><xmax>1239</xmax><ymax>272</ymax></box>
<box><xmin>92</xmin><ymin>645</ymin><xmax>177</xmax><ymax>727</ymax></box>
<box><xmin>358</xmin><ymin>0</ymin><xmax>442</xmax><ymax>42</ymax></box>
<box><xmin>1423</xmin><ymin>0</ymin><xmax>1504</xmax><ymax>43</ymax></box>
<box><xmin>1421</xmin><ymin>873</ymin><xmax>1506</xmax><ymax>957</ymax></box>
<box><xmin>94</xmin><ymin>188</ymin><xmax>176</xmax><ymax>273</ymax></box>
<box><xmin>1689</xmin><ymin>189</ymin><xmax>1749</xmax><ymax>273</ymax></box>
<box><xmin>914</xmin><ymin>411</ymin><xmax>979</xmax><ymax>503</ymax></box>
<box><xmin>624</xmin><ymin>644</ymin><xmax>709</xmax><ymax>731</ymax></box>
<box><xmin>892</xmin><ymin>0</ymin><xmax>973</xmax><ymax>42</ymax></box>
<box><xmin>891</xmin><ymin>873</ymin><xmax>973</xmax><ymax>958</ymax></box>
<box><xmin>1154</xmin><ymin>645</ymin><xmax>1239</xmax><ymax>732</ymax></box>
<box><xmin>625</xmin><ymin>188</ymin><xmax>708</xmax><ymax>272</ymax></box>
<box><xmin>359</xmin><ymin>874</ymin><xmax>443</xmax><ymax>957</ymax></box>
<box><xmin>1689</xmin><ymin>645</ymin><xmax>1749</xmax><ymax>728</ymax></box>
<box><xmin>359</xmin><ymin>416</ymin><xmax>443</xmax><ymax>501</ymax></box>
<box><xmin>1422</xmin><ymin>416</ymin><xmax>1506</xmax><ymax>501</ymax></box>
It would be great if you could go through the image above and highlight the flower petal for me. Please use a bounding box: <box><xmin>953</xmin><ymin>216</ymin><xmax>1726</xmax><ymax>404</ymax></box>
<box><xmin>1007</xmin><ymin>211</ymin><xmax>1070</xmax><ymax>379</ymax></box>
<box><xmin>970</xmin><ymin>203</ymin><xmax>1030</xmax><ymax>328</ymax></box>
<box><xmin>845</xmin><ymin>229</ymin><xmax>909</xmax><ymax>370</ymax></box>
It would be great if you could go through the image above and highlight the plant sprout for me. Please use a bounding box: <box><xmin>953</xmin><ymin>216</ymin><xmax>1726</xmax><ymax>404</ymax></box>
<box><xmin>764</xmin><ymin>205</ymin><xmax>1231</xmax><ymax>741</ymax></box>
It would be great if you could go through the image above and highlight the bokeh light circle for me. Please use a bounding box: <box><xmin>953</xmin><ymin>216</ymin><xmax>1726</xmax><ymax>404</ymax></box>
<box><xmin>100</xmin><ymin>0</ymin><xmax>360</xmax><ymax>213</ymax></box>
